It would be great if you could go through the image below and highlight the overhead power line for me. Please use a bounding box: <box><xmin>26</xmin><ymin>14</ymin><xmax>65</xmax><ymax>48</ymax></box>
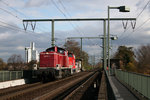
<box><xmin>0</xmin><ymin>0</ymin><xmax>28</xmax><ymax>18</ymax></box>
<box><xmin>136</xmin><ymin>0</ymin><xmax>150</xmax><ymax>19</ymax></box>
<box><xmin>0</xmin><ymin>0</ymin><xmax>50</xmax><ymax>33</ymax></box>
<box><xmin>0</xmin><ymin>7</ymin><xmax>22</xmax><ymax>20</ymax></box>
<box><xmin>57</xmin><ymin>0</ymin><xmax>85</xmax><ymax>35</ymax></box>
<box><xmin>51</xmin><ymin>0</ymin><xmax>86</xmax><ymax>44</ymax></box>
<box><xmin>58</xmin><ymin>0</ymin><xmax>72</xmax><ymax>17</ymax></box>
<box><xmin>0</xmin><ymin>20</ymin><xmax>42</xmax><ymax>34</ymax></box>
<box><xmin>132</xmin><ymin>17</ymin><xmax>150</xmax><ymax>32</ymax></box>
<box><xmin>118</xmin><ymin>0</ymin><xmax>150</xmax><ymax>45</ymax></box>
<box><xmin>51</xmin><ymin>0</ymin><xmax>82</xmax><ymax>34</ymax></box>
<box><xmin>56</xmin><ymin>0</ymin><xmax>101</xmax><ymax>47</ymax></box>
<box><xmin>51</xmin><ymin>0</ymin><xmax>67</xmax><ymax>18</ymax></box>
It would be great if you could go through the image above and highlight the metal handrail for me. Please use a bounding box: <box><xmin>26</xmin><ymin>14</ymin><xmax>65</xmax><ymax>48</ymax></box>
<box><xmin>0</xmin><ymin>71</ymin><xmax>23</xmax><ymax>82</ymax></box>
<box><xmin>115</xmin><ymin>69</ymin><xmax>150</xmax><ymax>99</ymax></box>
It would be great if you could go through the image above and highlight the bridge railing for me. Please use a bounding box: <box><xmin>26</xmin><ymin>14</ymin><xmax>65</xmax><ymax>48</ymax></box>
<box><xmin>115</xmin><ymin>69</ymin><xmax>150</xmax><ymax>99</ymax></box>
<box><xmin>0</xmin><ymin>71</ymin><xmax>23</xmax><ymax>82</ymax></box>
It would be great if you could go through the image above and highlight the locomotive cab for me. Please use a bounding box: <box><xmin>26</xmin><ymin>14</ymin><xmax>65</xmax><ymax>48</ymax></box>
<box><xmin>38</xmin><ymin>46</ymin><xmax>71</xmax><ymax>81</ymax></box>
<box><xmin>40</xmin><ymin>46</ymin><xmax>69</xmax><ymax>69</ymax></box>
<box><xmin>33</xmin><ymin>46</ymin><xmax>77</xmax><ymax>82</ymax></box>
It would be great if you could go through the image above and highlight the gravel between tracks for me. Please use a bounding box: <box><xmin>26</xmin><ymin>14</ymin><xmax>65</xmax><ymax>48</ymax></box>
<box><xmin>64</xmin><ymin>72</ymin><xmax>99</xmax><ymax>100</ymax></box>
<box><xmin>34</xmin><ymin>72</ymin><xmax>94</xmax><ymax>100</ymax></box>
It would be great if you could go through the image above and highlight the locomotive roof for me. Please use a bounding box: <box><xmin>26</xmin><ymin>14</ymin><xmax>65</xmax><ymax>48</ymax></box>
<box><xmin>68</xmin><ymin>52</ymin><xmax>74</xmax><ymax>55</ymax></box>
<box><xmin>46</xmin><ymin>46</ymin><xmax>66</xmax><ymax>51</ymax></box>
<box><xmin>57</xmin><ymin>46</ymin><xmax>66</xmax><ymax>51</ymax></box>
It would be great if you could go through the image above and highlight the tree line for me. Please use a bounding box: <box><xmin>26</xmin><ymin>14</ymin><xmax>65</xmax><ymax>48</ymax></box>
<box><xmin>0</xmin><ymin>40</ymin><xmax>93</xmax><ymax>71</ymax></box>
<box><xmin>0</xmin><ymin>54</ymin><xmax>37</xmax><ymax>70</ymax></box>
<box><xmin>2</xmin><ymin>40</ymin><xmax>149</xmax><ymax>74</ymax></box>
<box><xmin>113</xmin><ymin>45</ymin><xmax>150</xmax><ymax>75</ymax></box>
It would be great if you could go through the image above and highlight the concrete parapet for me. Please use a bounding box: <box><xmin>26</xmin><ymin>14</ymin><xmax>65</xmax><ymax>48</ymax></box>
<box><xmin>0</xmin><ymin>79</ymin><xmax>28</xmax><ymax>89</ymax></box>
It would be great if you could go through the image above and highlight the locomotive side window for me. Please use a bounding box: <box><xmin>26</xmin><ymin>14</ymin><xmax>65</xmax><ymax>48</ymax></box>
<box><xmin>68</xmin><ymin>53</ymin><xmax>73</xmax><ymax>57</ymax></box>
<box><xmin>46</xmin><ymin>47</ymin><xmax>55</xmax><ymax>52</ymax></box>
<box><xmin>57</xmin><ymin>48</ymin><xmax>64</xmax><ymax>54</ymax></box>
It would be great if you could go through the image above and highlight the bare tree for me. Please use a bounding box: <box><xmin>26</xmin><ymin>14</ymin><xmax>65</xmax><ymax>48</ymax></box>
<box><xmin>64</xmin><ymin>40</ymin><xmax>81</xmax><ymax>58</ymax></box>
<box><xmin>27</xmin><ymin>60</ymin><xmax>37</xmax><ymax>70</ymax></box>
<box><xmin>7</xmin><ymin>54</ymin><xmax>24</xmax><ymax>70</ymax></box>
<box><xmin>136</xmin><ymin>44</ymin><xmax>150</xmax><ymax>74</ymax></box>
<box><xmin>64</xmin><ymin>40</ymin><xmax>90</xmax><ymax>70</ymax></box>
<box><xmin>0</xmin><ymin>58</ymin><xmax>6</xmax><ymax>70</ymax></box>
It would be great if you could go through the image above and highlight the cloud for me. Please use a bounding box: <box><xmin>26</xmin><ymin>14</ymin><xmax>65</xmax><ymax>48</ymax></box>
<box><xmin>0</xmin><ymin>32</ymin><xmax>11</xmax><ymax>40</ymax></box>
<box><xmin>25</xmin><ymin>0</ymin><xmax>52</xmax><ymax>7</ymax></box>
<box><xmin>0</xmin><ymin>0</ymin><xmax>150</xmax><ymax>62</ymax></box>
<box><xmin>84</xmin><ymin>45</ymin><xmax>102</xmax><ymax>55</ymax></box>
<box><xmin>16</xmin><ymin>46</ymin><xmax>24</xmax><ymax>50</ymax></box>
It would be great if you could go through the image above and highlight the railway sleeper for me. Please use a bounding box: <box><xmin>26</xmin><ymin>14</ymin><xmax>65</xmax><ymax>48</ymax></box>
<box><xmin>51</xmin><ymin>70</ymin><xmax>101</xmax><ymax>100</ymax></box>
<box><xmin>64</xmin><ymin>71</ymin><xmax>101</xmax><ymax>100</ymax></box>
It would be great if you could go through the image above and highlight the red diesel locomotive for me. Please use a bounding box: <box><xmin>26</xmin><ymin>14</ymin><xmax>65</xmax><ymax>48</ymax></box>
<box><xmin>37</xmin><ymin>46</ymin><xmax>76</xmax><ymax>81</ymax></box>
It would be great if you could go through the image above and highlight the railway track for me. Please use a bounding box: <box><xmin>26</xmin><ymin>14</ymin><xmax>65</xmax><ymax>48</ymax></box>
<box><xmin>61</xmin><ymin>71</ymin><xmax>100</xmax><ymax>100</ymax></box>
<box><xmin>0</xmin><ymin>82</ymin><xmax>41</xmax><ymax>97</ymax></box>
<box><xmin>0</xmin><ymin>69</ymin><xmax>101</xmax><ymax>100</ymax></box>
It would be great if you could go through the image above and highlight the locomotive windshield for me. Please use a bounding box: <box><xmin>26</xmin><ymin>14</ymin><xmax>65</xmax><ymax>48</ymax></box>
<box><xmin>46</xmin><ymin>47</ymin><xmax>55</xmax><ymax>52</ymax></box>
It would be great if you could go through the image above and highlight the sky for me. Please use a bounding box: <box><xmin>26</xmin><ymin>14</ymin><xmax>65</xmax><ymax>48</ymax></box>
<box><xmin>0</xmin><ymin>0</ymin><xmax>150</xmax><ymax>62</ymax></box>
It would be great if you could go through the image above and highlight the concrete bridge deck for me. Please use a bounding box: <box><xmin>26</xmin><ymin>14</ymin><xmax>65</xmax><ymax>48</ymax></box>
<box><xmin>108</xmin><ymin>75</ymin><xmax>138</xmax><ymax>100</ymax></box>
